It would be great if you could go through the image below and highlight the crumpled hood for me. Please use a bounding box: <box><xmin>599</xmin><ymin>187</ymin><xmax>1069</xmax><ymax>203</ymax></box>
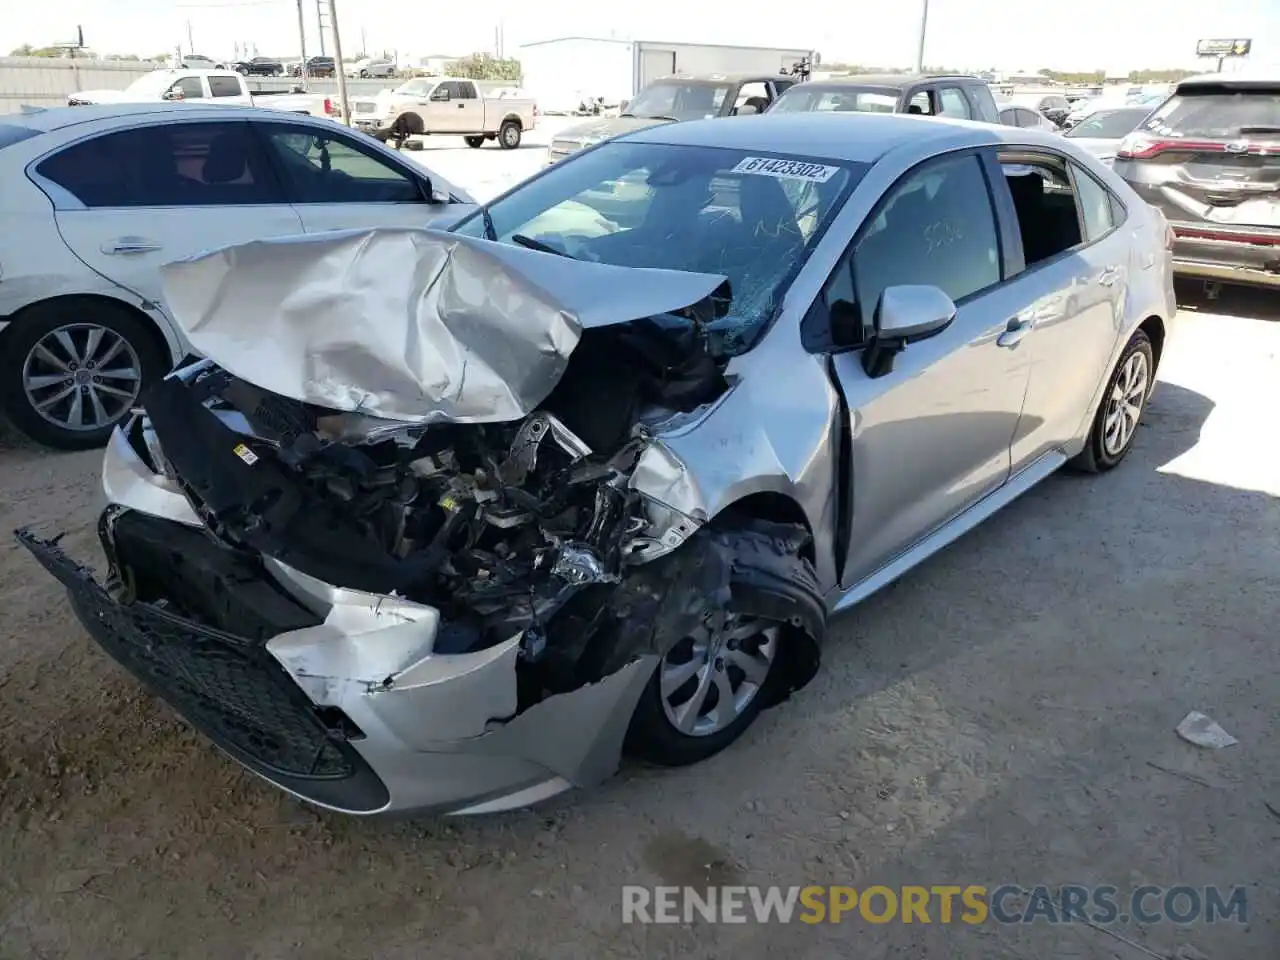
<box><xmin>158</xmin><ymin>227</ymin><xmax>728</xmax><ymax>424</ymax></box>
<box><xmin>557</xmin><ymin>116</ymin><xmax>674</xmax><ymax>143</ymax></box>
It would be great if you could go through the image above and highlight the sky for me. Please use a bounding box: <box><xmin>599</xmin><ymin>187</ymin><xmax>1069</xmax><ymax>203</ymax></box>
<box><xmin>2</xmin><ymin>0</ymin><xmax>1277</xmax><ymax>72</ymax></box>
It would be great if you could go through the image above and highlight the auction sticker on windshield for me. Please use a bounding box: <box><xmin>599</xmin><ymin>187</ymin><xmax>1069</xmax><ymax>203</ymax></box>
<box><xmin>731</xmin><ymin>157</ymin><xmax>840</xmax><ymax>182</ymax></box>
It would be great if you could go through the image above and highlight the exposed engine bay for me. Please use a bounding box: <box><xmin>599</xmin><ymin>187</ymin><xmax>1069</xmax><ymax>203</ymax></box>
<box><xmin>131</xmin><ymin>315</ymin><xmax>737</xmax><ymax>695</ymax></box>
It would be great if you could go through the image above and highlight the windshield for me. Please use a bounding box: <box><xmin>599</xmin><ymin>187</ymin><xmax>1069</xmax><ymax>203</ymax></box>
<box><xmin>452</xmin><ymin>141</ymin><xmax>864</xmax><ymax>356</ymax></box>
<box><xmin>770</xmin><ymin>86</ymin><xmax>898</xmax><ymax>114</ymax></box>
<box><xmin>125</xmin><ymin>72</ymin><xmax>181</xmax><ymax>97</ymax></box>
<box><xmin>1066</xmin><ymin>108</ymin><xmax>1150</xmax><ymax>139</ymax></box>
<box><xmin>395</xmin><ymin>78</ymin><xmax>435</xmax><ymax>96</ymax></box>
<box><xmin>623</xmin><ymin>82</ymin><xmax>731</xmax><ymax>120</ymax></box>
<box><xmin>1141</xmin><ymin>90</ymin><xmax>1280</xmax><ymax>139</ymax></box>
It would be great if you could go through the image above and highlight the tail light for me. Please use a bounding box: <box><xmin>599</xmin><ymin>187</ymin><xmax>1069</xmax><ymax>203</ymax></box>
<box><xmin>533</xmin><ymin>104</ymin><xmax>540</xmax><ymax>117</ymax></box>
<box><xmin>1117</xmin><ymin>134</ymin><xmax>1255</xmax><ymax>161</ymax></box>
<box><xmin>323</xmin><ymin>98</ymin><xmax>335</xmax><ymax>115</ymax></box>
<box><xmin>1164</xmin><ymin>222</ymin><xmax>1175</xmax><ymax>251</ymax></box>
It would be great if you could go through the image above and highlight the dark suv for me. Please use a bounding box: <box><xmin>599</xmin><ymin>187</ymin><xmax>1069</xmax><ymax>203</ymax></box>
<box><xmin>1112</xmin><ymin>72</ymin><xmax>1280</xmax><ymax>290</ymax></box>
<box><xmin>293</xmin><ymin>56</ymin><xmax>336</xmax><ymax>78</ymax></box>
<box><xmin>233</xmin><ymin>56</ymin><xmax>284</xmax><ymax>77</ymax></box>
<box><xmin>768</xmin><ymin>73</ymin><xmax>1001</xmax><ymax>124</ymax></box>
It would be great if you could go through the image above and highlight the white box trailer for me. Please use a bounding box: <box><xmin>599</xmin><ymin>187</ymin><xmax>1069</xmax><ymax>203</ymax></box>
<box><xmin>517</xmin><ymin>37</ymin><xmax>816</xmax><ymax>113</ymax></box>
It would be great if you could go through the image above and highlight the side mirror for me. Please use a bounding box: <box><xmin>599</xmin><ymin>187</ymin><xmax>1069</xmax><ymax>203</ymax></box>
<box><xmin>862</xmin><ymin>285</ymin><xmax>956</xmax><ymax>378</ymax></box>
<box><xmin>163</xmin><ymin>89</ymin><xmax>185</xmax><ymax>101</ymax></box>
<box><xmin>430</xmin><ymin>88</ymin><xmax>450</xmax><ymax>102</ymax></box>
<box><xmin>735</xmin><ymin>103</ymin><xmax>760</xmax><ymax>116</ymax></box>
<box><xmin>619</xmin><ymin>99</ymin><xmax>629</xmax><ymax>113</ymax></box>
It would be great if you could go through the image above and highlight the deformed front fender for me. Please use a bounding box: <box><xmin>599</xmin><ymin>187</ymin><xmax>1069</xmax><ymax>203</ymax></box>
<box><xmin>628</xmin><ymin>343</ymin><xmax>843</xmax><ymax>592</ymax></box>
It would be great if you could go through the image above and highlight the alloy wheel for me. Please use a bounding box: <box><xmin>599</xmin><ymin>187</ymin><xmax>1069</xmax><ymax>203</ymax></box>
<box><xmin>659</xmin><ymin>613</ymin><xmax>778</xmax><ymax>737</ymax></box>
<box><xmin>21</xmin><ymin>323</ymin><xmax>142</xmax><ymax>432</ymax></box>
<box><xmin>1102</xmin><ymin>350</ymin><xmax>1149</xmax><ymax>457</ymax></box>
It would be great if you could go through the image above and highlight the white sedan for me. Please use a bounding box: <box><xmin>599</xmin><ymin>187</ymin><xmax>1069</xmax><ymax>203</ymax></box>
<box><xmin>0</xmin><ymin>103</ymin><xmax>475</xmax><ymax>448</ymax></box>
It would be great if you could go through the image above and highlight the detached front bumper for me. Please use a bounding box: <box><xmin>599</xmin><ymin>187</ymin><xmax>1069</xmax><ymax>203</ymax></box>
<box><xmin>17</xmin><ymin>428</ymin><xmax>658</xmax><ymax>816</ymax></box>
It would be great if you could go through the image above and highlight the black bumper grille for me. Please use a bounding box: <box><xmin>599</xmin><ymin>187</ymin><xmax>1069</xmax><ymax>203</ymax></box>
<box><xmin>15</xmin><ymin>528</ymin><xmax>390</xmax><ymax>812</ymax></box>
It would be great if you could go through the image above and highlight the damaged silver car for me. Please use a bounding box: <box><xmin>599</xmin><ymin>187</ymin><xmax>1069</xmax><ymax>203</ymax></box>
<box><xmin>18</xmin><ymin>114</ymin><xmax>1176</xmax><ymax>815</ymax></box>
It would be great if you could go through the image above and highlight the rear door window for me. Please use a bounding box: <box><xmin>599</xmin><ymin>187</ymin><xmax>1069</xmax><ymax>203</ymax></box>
<box><xmin>1071</xmin><ymin>164</ymin><xmax>1117</xmax><ymax>241</ymax></box>
<box><xmin>35</xmin><ymin>121</ymin><xmax>282</xmax><ymax>207</ymax></box>
<box><xmin>456</xmin><ymin>81</ymin><xmax>478</xmax><ymax>99</ymax></box>
<box><xmin>906</xmin><ymin>90</ymin><xmax>933</xmax><ymax>115</ymax></box>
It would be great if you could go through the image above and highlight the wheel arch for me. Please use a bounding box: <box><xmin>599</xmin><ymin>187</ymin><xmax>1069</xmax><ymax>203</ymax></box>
<box><xmin>398</xmin><ymin>111</ymin><xmax>425</xmax><ymax>135</ymax></box>
<box><xmin>501</xmin><ymin>114</ymin><xmax>524</xmax><ymax>129</ymax></box>
<box><xmin>714</xmin><ymin>492</ymin><xmax>816</xmax><ymax>565</ymax></box>
<box><xmin>1139</xmin><ymin>314</ymin><xmax>1166</xmax><ymax>373</ymax></box>
<box><xmin>1</xmin><ymin>293</ymin><xmax>179</xmax><ymax>365</ymax></box>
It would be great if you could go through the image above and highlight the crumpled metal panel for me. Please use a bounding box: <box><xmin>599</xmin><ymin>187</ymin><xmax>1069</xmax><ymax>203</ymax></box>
<box><xmin>159</xmin><ymin>227</ymin><xmax>729</xmax><ymax>424</ymax></box>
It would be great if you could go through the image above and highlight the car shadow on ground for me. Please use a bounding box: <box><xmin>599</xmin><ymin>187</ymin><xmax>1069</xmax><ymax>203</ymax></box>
<box><xmin>1175</xmin><ymin>280</ymin><xmax>1280</xmax><ymax>322</ymax></box>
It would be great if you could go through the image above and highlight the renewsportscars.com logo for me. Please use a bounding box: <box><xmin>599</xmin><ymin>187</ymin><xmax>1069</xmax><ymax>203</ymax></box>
<box><xmin>621</xmin><ymin>884</ymin><xmax>1249</xmax><ymax>925</ymax></box>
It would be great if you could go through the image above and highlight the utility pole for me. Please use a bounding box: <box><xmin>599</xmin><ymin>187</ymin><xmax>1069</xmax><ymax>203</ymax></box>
<box><xmin>913</xmin><ymin>0</ymin><xmax>929</xmax><ymax>72</ymax></box>
<box><xmin>186</xmin><ymin>19</ymin><xmax>195</xmax><ymax>56</ymax></box>
<box><xmin>295</xmin><ymin>0</ymin><xmax>309</xmax><ymax>82</ymax></box>
<box><xmin>327</xmin><ymin>0</ymin><xmax>351</xmax><ymax>125</ymax></box>
<box><xmin>361</xmin><ymin>26</ymin><xmax>367</xmax><ymax>57</ymax></box>
<box><xmin>315</xmin><ymin>0</ymin><xmax>329</xmax><ymax>56</ymax></box>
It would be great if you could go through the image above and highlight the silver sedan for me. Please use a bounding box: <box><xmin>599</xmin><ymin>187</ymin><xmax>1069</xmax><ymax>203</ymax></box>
<box><xmin>19</xmin><ymin>112</ymin><xmax>1176</xmax><ymax>815</ymax></box>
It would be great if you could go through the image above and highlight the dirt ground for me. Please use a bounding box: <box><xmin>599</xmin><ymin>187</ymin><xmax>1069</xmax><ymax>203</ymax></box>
<box><xmin>2</xmin><ymin>274</ymin><xmax>1278</xmax><ymax>958</ymax></box>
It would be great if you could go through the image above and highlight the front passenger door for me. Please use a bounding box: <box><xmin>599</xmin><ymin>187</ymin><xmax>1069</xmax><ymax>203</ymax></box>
<box><xmin>826</xmin><ymin>151</ymin><xmax>1035</xmax><ymax>588</ymax></box>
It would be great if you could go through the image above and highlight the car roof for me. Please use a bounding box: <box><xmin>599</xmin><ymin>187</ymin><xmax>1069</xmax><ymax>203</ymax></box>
<box><xmin>1175</xmin><ymin>70</ymin><xmax>1280</xmax><ymax>91</ymax></box>
<box><xmin>620</xmin><ymin>111</ymin><xmax>1011</xmax><ymax>163</ymax></box>
<box><xmin>802</xmin><ymin>72</ymin><xmax>985</xmax><ymax>90</ymax></box>
<box><xmin>2</xmin><ymin>102</ymin><xmax>306</xmax><ymax>134</ymax></box>
<box><xmin>651</xmin><ymin>72</ymin><xmax>793</xmax><ymax>84</ymax></box>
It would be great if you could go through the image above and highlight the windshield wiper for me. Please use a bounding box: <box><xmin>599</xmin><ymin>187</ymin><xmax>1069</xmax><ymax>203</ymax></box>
<box><xmin>511</xmin><ymin>234</ymin><xmax>574</xmax><ymax>258</ymax></box>
<box><xmin>480</xmin><ymin>206</ymin><xmax>497</xmax><ymax>241</ymax></box>
<box><xmin>620</xmin><ymin>112</ymin><xmax>680</xmax><ymax>121</ymax></box>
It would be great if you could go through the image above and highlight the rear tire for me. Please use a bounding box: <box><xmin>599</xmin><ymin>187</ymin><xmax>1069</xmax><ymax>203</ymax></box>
<box><xmin>1069</xmin><ymin>329</ymin><xmax>1154</xmax><ymax>473</ymax></box>
<box><xmin>0</xmin><ymin>300</ymin><xmax>168</xmax><ymax>450</ymax></box>
<box><xmin>498</xmin><ymin>120</ymin><xmax>522</xmax><ymax>149</ymax></box>
<box><xmin>464</xmin><ymin>135</ymin><xmax>486</xmax><ymax>149</ymax></box>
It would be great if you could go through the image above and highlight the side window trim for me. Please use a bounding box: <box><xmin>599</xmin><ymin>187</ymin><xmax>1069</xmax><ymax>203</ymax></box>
<box><xmin>800</xmin><ymin>147</ymin><xmax>1004</xmax><ymax>354</ymax></box>
<box><xmin>1067</xmin><ymin>161</ymin><xmax>1125</xmax><ymax>242</ymax></box>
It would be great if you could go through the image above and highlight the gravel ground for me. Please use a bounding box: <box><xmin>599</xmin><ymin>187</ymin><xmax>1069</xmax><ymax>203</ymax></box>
<box><xmin>0</xmin><ymin>128</ymin><xmax>1277</xmax><ymax>957</ymax></box>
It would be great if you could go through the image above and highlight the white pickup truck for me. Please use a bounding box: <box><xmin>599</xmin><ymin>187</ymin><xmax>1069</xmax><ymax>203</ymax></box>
<box><xmin>350</xmin><ymin>76</ymin><xmax>537</xmax><ymax>149</ymax></box>
<box><xmin>68</xmin><ymin>69</ymin><xmax>337</xmax><ymax>118</ymax></box>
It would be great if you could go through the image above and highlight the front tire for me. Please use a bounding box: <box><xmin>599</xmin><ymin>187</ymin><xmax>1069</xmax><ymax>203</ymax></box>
<box><xmin>0</xmin><ymin>300</ymin><xmax>167</xmax><ymax>450</ymax></box>
<box><xmin>625</xmin><ymin>523</ymin><xmax>824</xmax><ymax>767</ymax></box>
<box><xmin>1070</xmin><ymin>329</ymin><xmax>1154</xmax><ymax>473</ymax></box>
<box><xmin>464</xmin><ymin>135</ymin><xmax>486</xmax><ymax>149</ymax></box>
<box><xmin>498</xmin><ymin>120</ymin><xmax>522</xmax><ymax>149</ymax></box>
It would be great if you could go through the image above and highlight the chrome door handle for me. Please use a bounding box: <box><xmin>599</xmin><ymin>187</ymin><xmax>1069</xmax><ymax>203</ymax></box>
<box><xmin>997</xmin><ymin>317</ymin><xmax>1031</xmax><ymax>348</ymax></box>
<box><xmin>1098</xmin><ymin>266</ymin><xmax>1121</xmax><ymax>287</ymax></box>
<box><xmin>102</xmin><ymin>237</ymin><xmax>162</xmax><ymax>255</ymax></box>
